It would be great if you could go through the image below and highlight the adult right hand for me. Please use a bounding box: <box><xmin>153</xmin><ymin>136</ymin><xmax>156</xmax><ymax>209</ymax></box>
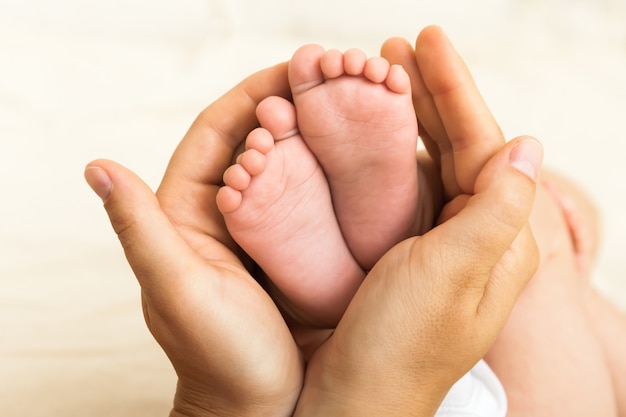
<box><xmin>293</xmin><ymin>26</ymin><xmax>543</xmax><ymax>417</ymax></box>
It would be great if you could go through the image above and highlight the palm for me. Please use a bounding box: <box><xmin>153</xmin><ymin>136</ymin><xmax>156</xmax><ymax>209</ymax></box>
<box><xmin>138</xmin><ymin>63</ymin><xmax>305</xmax><ymax>415</ymax></box>
<box><xmin>145</xmin><ymin>253</ymin><xmax>302</xmax><ymax>402</ymax></box>
<box><xmin>147</xmin><ymin>167</ymin><xmax>305</xmax><ymax>415</ymax></box>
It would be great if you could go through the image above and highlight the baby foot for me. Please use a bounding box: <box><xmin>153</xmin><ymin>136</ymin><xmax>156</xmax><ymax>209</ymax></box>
<box><xmin>216</xmin><ymin>96</ymin><xmax>364</xmax><ymax>327</ymax></box>
<box><xmin>289</xmin><ymin>45</ymin><xmax>420</xmax><ymax>270</ymax></box>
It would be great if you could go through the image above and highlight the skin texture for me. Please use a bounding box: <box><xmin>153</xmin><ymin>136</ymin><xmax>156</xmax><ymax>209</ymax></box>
<box><xmin>86</xmin><ymin>26</ymin><xmax>542</xmax><ymax>417</ymax></box>
<box><xmin>216</xmin><ymin>46</ymin><xmax>420</xmax><ymax>328</ymax></box>
<box><xmin>288</xmin><ymin>45</ymin><xmax>420</xmax><ymax>271</ymax></box>
<box><xmin>384</xmin><ymin>26</ymin><xmax>626</xmax><ymax>417</ymax></box>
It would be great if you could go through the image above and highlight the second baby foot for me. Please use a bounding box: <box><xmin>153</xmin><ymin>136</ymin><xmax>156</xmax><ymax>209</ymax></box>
<box><xmin>289</xmin><ymin>45</ymin><xmax>420</xmax><ymax>270</ymax></box>
<box><xmin>216</xmin><ymin>96</ymin><xmax>364</xmax><ymax>327</ymax></box>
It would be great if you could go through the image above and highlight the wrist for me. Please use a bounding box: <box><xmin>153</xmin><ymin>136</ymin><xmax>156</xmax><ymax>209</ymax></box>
<box><xmin>295</xmin><ymin>341</ymin><xmax>450</xmax><ymax>417</ymax></box>
<box><xmin>170</xmin><ymin>377</ymin><xmax>298</xmax><ymax>417</ymax></box>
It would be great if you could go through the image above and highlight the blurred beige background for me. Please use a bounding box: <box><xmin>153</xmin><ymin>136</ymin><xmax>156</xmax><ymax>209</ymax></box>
<box><xmin>1</xmin><ymin>0</ymin><xmax>625</xmax><ymax>415</ymax></box>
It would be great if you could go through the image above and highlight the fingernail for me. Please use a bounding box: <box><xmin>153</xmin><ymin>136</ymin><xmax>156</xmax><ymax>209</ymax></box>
<box><xmin>84</xmin><ymin>166</ymin><xmax>112</xmax><ymax>202</ymax></box>
<box><xmin>510</xmin><ymin>139</ymin><xmax>543</xmax><ymax>180</ymax></box>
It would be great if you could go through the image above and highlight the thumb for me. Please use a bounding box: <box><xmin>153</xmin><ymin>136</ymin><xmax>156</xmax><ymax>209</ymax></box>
<box><xmin>84</xmin><ymin>159</ymin><xmax>198</xmax><ymax>297</ymax></box>
<box><xmin>428</xmin><ymin>136</ymin><xmax>543</xmax><ymax>304</ymax></box>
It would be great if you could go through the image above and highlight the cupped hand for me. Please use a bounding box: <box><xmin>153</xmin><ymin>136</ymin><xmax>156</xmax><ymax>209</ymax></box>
<box><xmin>85</xmin><ymin>26</ymin><xmax>544</xmax><ymax>417</ymax></box>
<box><xmin>85</xmin><ymin>63</ymin><xmax>303</xmax><ymax>417</ymax></box>
<box><xmin>293</xmin><ymin>26</ymin><xmax>543</xmax><ymax>417</ymax></box>
<box><xmin>382</xmin><ymin>25</ymin><xmax>507</xmax><ymax>200</ymax></box>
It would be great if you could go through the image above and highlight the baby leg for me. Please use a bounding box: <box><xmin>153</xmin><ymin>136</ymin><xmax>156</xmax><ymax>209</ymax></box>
<box><xmin>542</xmin><ymin>171</ymin><xmax>602</xmax><ymax>279</ymax></box>
<box><xmin>485</xmin><ymin>183</ymin><xmax>619</xmax><ymax>416</ymax></box>
<box><xmin>546</xmin><ymin>174</ymin><xmax>626</xmax><ymax>415</ymax></box>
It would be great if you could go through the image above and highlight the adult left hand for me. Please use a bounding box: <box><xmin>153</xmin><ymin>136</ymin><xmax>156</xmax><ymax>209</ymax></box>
<box><xmin>86</xmin><ymin>62</ymin><xmax>304</xmax><ymax>417</ymax></box>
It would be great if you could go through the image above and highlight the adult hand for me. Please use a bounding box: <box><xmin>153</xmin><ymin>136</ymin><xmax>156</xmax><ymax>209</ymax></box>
<box><xmin>85</xmin><ymin>26</ymin><xmax>542</xmax><ymax>417</ymax></box>
<box><xmin>293</xmin><ymin>26</ymin><xmax>542</xmax><ymax>417</ymax></box>
<box><xmin>383</xmin><ymin>25</ymin><xmax>507</xmax><ymax>200</ymax></box>
<box><xmin>85</xmin><ymin>63</ymin><xmax>304</xmax><ymax>417</ymax></box>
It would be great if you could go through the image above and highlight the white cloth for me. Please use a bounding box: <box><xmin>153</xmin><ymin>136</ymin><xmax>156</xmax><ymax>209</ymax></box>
<box><xmin>436</xmin><ymin>360</ymin><xmax>507</xmax><ymax>417</ymax></box>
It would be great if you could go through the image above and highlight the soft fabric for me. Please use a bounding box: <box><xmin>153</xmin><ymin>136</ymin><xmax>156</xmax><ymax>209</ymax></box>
<box><xmin>437</xmin><ymin>360</ymin><xmax>507</xmax><ymax>417</ymax></box>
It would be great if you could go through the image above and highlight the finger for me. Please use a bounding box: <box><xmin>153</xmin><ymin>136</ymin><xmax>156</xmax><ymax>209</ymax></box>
<box><xmin>415</xmin><ymin>25</ymin><xmax>505</xmax><ymax>195</ymax></box>
<box><xmin>426</xmin><ymin>136</ymin><xmax>543</xmax><ymax>297</ymax></box>
<box><xmin>156</xmin><ymin>62</ymin><xmax>290</xmax><ymax>248</ymax></box>
<box><xmin>381</xmin><ymin>37</ymin><xmax>442</xmax><ymax>165</ymax></box>
<box><xmin>381</xmin><ymin>36</ymin><xmax>460</xmax><ymax>204</ymax></box>
<box><xmin>85</xmin><ymin>159</ymin><xmax>303</xmax><ymax>403</ymax></box>
<box><xmin>479</xmin><ymin>223</ymin><xmax>538</xmax><ymax>327</ymax></box>
<box><xmin>84</xmin><ymin>159</ymin><xmax>237</xmax><ymax>298</ymax></box>
<box><xmin>162</xmin><ymin>62</ymin><xmax>290</xmax><ymax>188</ymax></box>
